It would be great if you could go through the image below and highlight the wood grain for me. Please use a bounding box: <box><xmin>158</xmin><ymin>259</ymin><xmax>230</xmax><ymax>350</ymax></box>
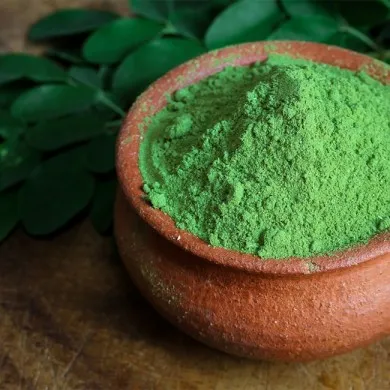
<box><xmin>1</xmin><ymin>1</ymin><xmax>390</xmax><ymax>389</ymax></box>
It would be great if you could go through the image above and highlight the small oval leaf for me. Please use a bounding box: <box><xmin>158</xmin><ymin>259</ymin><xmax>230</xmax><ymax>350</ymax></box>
<box><xmin>19</xmin><ymin>149</ymin><xmax>94</xmax><ymax>235</ymax></box>
<box><xmin>11</xmin><ymin>85</ymin><xmax>98</xmax><ymax>122</ymax></box>
<box><xmin>0</xmin><ymin>189</ymin><xmax>19</xmax><ymax>241</ymax></box>
<box><xmin>131</xmin><ymin>0</ymin><xmax>170</xmax><ymax>22</ymax></box>
<box><xmin>90</xmin><ymin>178</ymin><xmax>117</xmax><ymax>234</ymax></box>
<box><xmin>83</xmin><ymin>18</ymin><xmax>163</xmax><ymax>64</ymax></box>
<box><xmin>205</xmin><ymin>0</ymin><xmax>283</xmax><ymax>49</ymax></box>
<box><xmin>28</xmin><ymin>9</ymin><xmax>119</xmax><ymax>41</ymax></box>
<box><xmin>0</xmin><ymin>142</ymin><xmax>41</xmax><ymax>191</ymax></box>
<box><xmin>282</xmin><ymin>0</ymin><xmax>335</xmax><ymax>17</ymax></box>
<box><xmin>69</xmin><ymin>66</ymin><xmax>102</xmax><ymax>88</ymax></box>
<box><xmin>27</xmin><ymin>112</ymin><xmax>107</xmax><ymax>151</ymax></box>
<box><xmin>112</xmin><ymin>38</ymin><xmax>205</xmax><ymax>99</ymax></box>
<box><xmin>0</xmin><ymin>110</ymin><xmax>25</xmax><ymax>140</ymax></box>
<box><xmin>269</xmin><ymin>16</ymin><xmax>340</xmax><ymax>42</ymax></box>
<box><xmin>84</xmin><ymin>133</ymin><xmax>116</xmax><ymax>173</ymax></box>
<box><xmin>46</xmin><ymin>48</ymin><xmax>86</xmax><ymax>65</ymax></box>
<box><xmin>0</xmin><ymin>81</ymin><xmax>32</xmax><ymax>109</ymax></box>
<box><xmin>0</xmin><ymin>54</ymin><xmax>67</xmax><ymax>85</ymax></box>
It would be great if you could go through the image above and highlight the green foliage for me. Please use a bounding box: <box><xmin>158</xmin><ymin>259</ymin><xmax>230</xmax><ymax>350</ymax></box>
<box><xmin>28</xmin><ymin>9</ymin><xmax>119</xmax><ymax>41</ymax></box>
<box><xmin>0</xmin><ymin>190</ymin><xmax>19</xmax><ymax>240</ymax></box>
<box><xmin>112</xmin><ymin>38</ymin><xmax>205</xmax><ymax>99</ymax></box>
<box><xmin>83</xmin><ymin>18</ymin><xmax>163</xmax><ymax>64</ymax></box>
<box><xmin>0</xmin><ymin>54</ymin><xmax>67</xmax><ymax>85</ymax></box>
<box><xmin>0</xmin><ymin>0</ymin><xmax>389</xmax><ymax>241</ymax></box>
<box><xmin>11</xmin><ymin>85</ymin><xmax>98</xmax><ymax>122</ymax></box>
<box><xmin>205</xmin><ymin>0</ymin><xmax>283</xmax><ymax>49</ymax></box>
<box><xmin>26</xmin><ymin>113</ymin><xmax>107</xmax><ymax>151</ymax></box>
<box><xmin>269</xmin><ymin>16</ymin><xmax>340</xmax><ymax>42</ymax></box>
<box><xmin>84</xmin><ymin>133</ymin><xmax>116</xmax><ymax>173</ymax></box>
<box><xmin>90</xmin><ymin>179</ymin><xmax>117</xmax><ymax>233</ymax></box>
<box><xmin>68</xmin><ymin>66</ymin><xmax>102</xmax><ymax>88</ymax></box>
<box><xmin>19</xmin><ymin>149</ymin><xmax>95</xmax><ymax>235</ymax></box>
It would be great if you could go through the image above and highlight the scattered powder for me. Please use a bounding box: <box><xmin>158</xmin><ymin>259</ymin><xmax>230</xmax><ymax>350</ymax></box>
<box><xmin>139</xmin><ymin>55</ymin><xmax>390</xmax><ymax>259</ymax></box>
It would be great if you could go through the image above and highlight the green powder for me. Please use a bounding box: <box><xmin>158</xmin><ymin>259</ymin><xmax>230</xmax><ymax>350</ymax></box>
<box><xmin>139</xmin><ymin>55</ymin><xmax>390</xmax><ymax>259</ymax></box>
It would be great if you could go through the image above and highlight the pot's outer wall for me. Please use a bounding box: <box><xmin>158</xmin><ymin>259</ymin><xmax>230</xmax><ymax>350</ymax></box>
<box><xmin>115</xmin><ymin>192</ymin><xmax>390</xmax><ymax>362</ymax></box>
<box><xmin>115</xmin><ymin>41</ymin><xmax>390</xmax><ymax>361</ymax></box>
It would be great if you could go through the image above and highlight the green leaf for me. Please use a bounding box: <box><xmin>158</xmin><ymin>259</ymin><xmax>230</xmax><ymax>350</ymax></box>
<box><xmin>27</xmin><ymin>112</ymin><xmax>107</xmax><ymax>151</ymax></box>
<box><xmin>0</xmin><ymin>81</ymin><xmax>31</xmax><ymax>109</ymax></box>
<box><xmin>0</xmin><ymin>110</ymin><xmax>25</xmax><ymax>140</ymax></box>
<box><xmin>0</xmin><ymin>54</ymin><xmax>67</xmax><ymax>85</ymax></box>
<box><xmin>168</xmin><ymin>1</ymin><xmax>215</xmax><ymax>40</ymax></box>
<box><xmin>83</xmin><ymin>18</ymin><xmax>163</xmax><ymax>64</ymax></box>
<box><xmin>11</xmin><ymin>85</ymin><xmax>97</xmax><ymax>122</ymax></box>
<box><xmin>328</xmin><ymin>31</ymin><xmax>371</xmax><ymax>52</ymax></box>
<box><xmin>69</xmin><ymin>66</ymin><xmax>102</xmax><ymax>88</ymax></box>
<box><xmin>84</xmin><ymin>133</ymin><xmax>116</xmax><ymax>173</ymax></box>
<box><xmin>28</xmin><ymin>9</ymin><xmax>119</xmax><ymax>41</ymax></box>
<box><xmin>46</xmin><ymin>48</ymin><xmax>86</xmax><ymax>65</ymax></box>
<box><xmin>131</xmin><ymin>0</ymin><xmax>170</xmax><ymax>23</ymax></box>
<box><xmin>112</xmin><ymin>38</ymin><xmax>205</xmax><ymax>99</ymax></box>
<box><xmin>0</xmin><ymin>189</ymin><xmax>19</xmax><ymax>241</ymax></box>
<box><xmin>205</xmin><ymin>0</ymin><xmax>283</xmax><ymax>49</ymax></box>
<box><xmin>0</xmin><ymin>142</ymin><xmax>41</xmax><ymax>191</ymax></box>
<box><xmin>90</xmin><ymin>178</ymin><xmax>117</xmax><ymax>234</ymax></box>
<box><xmin>281</xmin><ymin>0</ymin><xmax>335</xmax><ymax>17</ymax></box>
<box><xmin>269</xmin><ymin>16</ymin><xmax>340</xmax><ymax>42</ymax></box>
<box><xmin>338</xmin><ymin>1</ymin><xmax>390</xmax><ymax>29</ymax></box>
<box><xmin>98</xmin><ymin>66</ymin><xmax>115</xmax><ymax>90</ymax></box>
<box><xmin>19</xmin><ymin>149</ymin><xmax>94</xmax><ymax>235</ymax></box>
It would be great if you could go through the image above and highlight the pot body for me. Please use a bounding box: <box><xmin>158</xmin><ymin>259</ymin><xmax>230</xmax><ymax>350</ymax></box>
<box><xmin>115</xmin><ymin>192</ymin><xmax>390</xmax><ymax>362</ymax></box>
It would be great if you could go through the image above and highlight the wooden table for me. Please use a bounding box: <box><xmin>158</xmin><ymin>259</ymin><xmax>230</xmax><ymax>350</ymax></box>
<box><xmin>1</xmin><ymin>1</ymin><xmax>390</xmax><ymax>389</ymax></box>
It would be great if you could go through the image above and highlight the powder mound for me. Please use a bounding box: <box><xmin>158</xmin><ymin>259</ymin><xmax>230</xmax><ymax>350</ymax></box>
<box><xmin>139</xmin><ymin>55</ymin><xmax>390</xmax><ymax>259</ymax></box>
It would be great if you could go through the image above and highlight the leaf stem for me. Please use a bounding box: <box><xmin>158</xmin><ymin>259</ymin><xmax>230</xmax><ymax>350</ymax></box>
<box><xmin>340</xmin><ymin>25</ymin><xmax>381</xmax><ymax>52</ymax></box>
<box><xmin>97</xmin><ymin>92</ymin><xmax>126</xmax><ymax>118</ymax></box>
<box><xmin>367</xmin><ymin>50</ymin><xmax>390</xmax><ymax>61</ymax></box>
<box><xmin>105</xmin><ymin>119</ymin><xmax>123</xmax><ymax>128</ymax></box>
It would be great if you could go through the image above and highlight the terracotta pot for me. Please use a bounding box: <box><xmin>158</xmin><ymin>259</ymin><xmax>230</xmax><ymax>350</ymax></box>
<box><xmin>115</xmin><ymin>41</ymin><xmax>390</xmax><ymax>362</ymax></box>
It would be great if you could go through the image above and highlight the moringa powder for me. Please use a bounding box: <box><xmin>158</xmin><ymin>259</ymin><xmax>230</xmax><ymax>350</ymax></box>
<box><xmin>139</xmin><ymin>55</ymin><xmax>390</xmax><ymax>259</ymax></box>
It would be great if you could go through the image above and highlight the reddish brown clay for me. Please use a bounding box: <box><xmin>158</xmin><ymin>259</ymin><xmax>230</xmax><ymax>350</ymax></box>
<box><xmin>115</xmin><ymin>41</ymin><xmax>390</xmax><ymax>362</ymax></box>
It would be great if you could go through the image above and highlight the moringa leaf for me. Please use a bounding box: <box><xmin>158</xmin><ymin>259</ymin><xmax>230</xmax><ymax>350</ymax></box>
<box><xmin>19</xmin><ymin>148</ymin><xmax>94</xmax><ymax>235</ymax></box>
<box><xmin>112</xmin><ymin>38</ymin><xmax>205</xmax><ymax>99</ymax></box>
<box><xmin>269</xmin><ymin>16</ymin><xmax>340</xmax><ymax>42</ymax></box>
<box><xmin>27</xmin><ymin>112</ymin><xmax>107</xmax><ymax>151</ymax></box>
<box><xmin>168</xmin><ymin>1</ymin><xmax>215</xmax><ymax>40</ymax></box>
<box><xmin>69</xmin><ymin>66</ymin><xmax>102</xmax><ymax>88</ymax></box>
<box><xmin>0</xmin><ymin>110</ymin><xmax>25</xmax><ymax>140</ymax></box>
<box><xmin>90</xmin><ymin>178</ymin><xmax>117</xmax><ymax>234</ymax></box>
<box><xmin>0</xmin><ymin>141</ymin><xmax>41</xmax><ymax>191</ymax></box>
<box><xmin>0</xmin><ymin>54</ymin><xmax>67</xmax><ymax>85</ymax></box>
<box><xmin>46</xmin><ymin>48</ymin><xmax>86</xmax><ymax>65</ymax></box>
<box><xmin>84</xmin><ymin>133</ymin><xmax>116</xmax><ymax>173</ymax></box>
<box><xmin>28</xmin><ymin>9</ymin><xmax>119</xmax><ymax>41</ymax></box>
<box><xmin>83</xmin><ymin>18</ymin><xmax>163</xmax><ymax>64</ymax></box>
<box><xmin>0</xmin><ymin>189</ymin><xmax>19</xmax><ymax>241</ymax></box>
<box><xmin>0</xmin><ymin>81</ymin><xmax>33</xmax><ymax>109</ymax></box>
<box><xmin>281</xmin><ymin>0</ymin><xmax>335</xmax><ymax>17</ymax></box>
<box><xmin>11</xmin><ymin>85</ymin><xmax>97</xmax><ymax>122</ymax></box>
<box><xmin>205</xmin><ymin>0</ymin><xmax>283</xmax><ymax>49</ymax></box>
<box><xmin>131</xmin><ymin>0</ymin><xmax>170</xmax><ymax>23</ymax></box>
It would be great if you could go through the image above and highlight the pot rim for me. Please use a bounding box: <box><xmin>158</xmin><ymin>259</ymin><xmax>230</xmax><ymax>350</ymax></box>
<box><xmin>116</xmin><ymin>40</ymin><xmax>390</xmax><ymax>276</ymax></box>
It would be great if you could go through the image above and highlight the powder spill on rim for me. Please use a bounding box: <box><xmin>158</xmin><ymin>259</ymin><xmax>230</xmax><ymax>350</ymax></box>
<box><xmin>139</xmin><ymin>55</ymin><xmax>390</xmax><ymax>259</ymax></box>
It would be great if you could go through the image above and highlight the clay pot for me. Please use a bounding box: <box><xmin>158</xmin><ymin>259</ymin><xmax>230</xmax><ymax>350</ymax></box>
<box><xmin>115</xmin><ymin>41</ymin><xmax>390</xmax><ymax>362</ymax></box>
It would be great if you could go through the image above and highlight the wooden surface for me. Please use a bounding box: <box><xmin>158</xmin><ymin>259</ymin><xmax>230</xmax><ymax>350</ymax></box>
<box><xmin>1</xmin><ymin>1</ymin><xmax>390</xmax><ymax>389</ymax></box>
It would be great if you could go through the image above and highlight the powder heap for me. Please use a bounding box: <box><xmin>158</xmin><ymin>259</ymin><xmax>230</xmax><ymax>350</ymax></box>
<box><xmin>139</xmin><ymin>55</ymin><xmax>390</xmax><ymax>259</ymax></box>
